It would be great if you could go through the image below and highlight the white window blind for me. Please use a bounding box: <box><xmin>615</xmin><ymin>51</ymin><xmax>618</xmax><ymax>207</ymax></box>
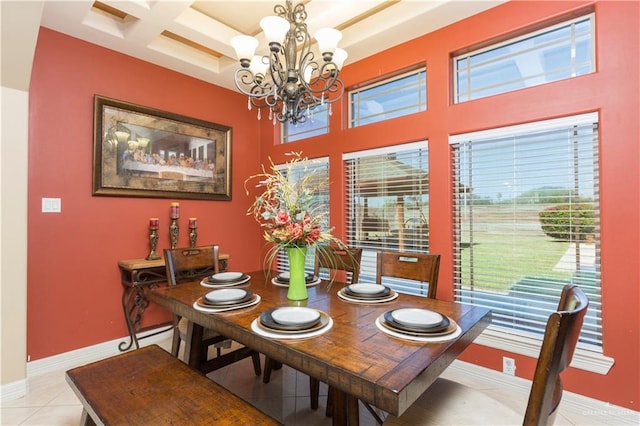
<box><xmin>344</xmin><ymin>142</ymin><xmax>430</xmax><ymax>294</ymax></box>
<box><xmin>454</xmin><ymin>14</ymin><xmax>595</xmax><ymax>103</ymax></box>
<box><xmin>275</xmin><ymin>157</ymin><xmax>329</xmax><ymax>273</ymax></box>
<box><xmin>450</xmin><ymin>113</ymin><xmax>602</xmax><ymax>349</ymax></box>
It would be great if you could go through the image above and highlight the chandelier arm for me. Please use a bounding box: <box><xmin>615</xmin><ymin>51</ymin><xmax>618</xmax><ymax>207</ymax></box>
<box><xmin>234</xmin><ymin>69</ymin><xmax>275</xmax><ymax>98</ymax></box>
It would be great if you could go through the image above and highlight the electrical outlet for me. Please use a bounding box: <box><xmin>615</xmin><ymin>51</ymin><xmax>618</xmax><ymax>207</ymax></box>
<box><xmin>503</xmin><ymin>356</ymin><xmax>516</xmax><ymax>375</ymax></box>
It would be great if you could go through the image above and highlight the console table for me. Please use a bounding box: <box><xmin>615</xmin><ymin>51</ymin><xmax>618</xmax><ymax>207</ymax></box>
<box><xmin>117</xmin><ymin>255</ymin><xmax>229</xmax><ymax>351</ymax></box>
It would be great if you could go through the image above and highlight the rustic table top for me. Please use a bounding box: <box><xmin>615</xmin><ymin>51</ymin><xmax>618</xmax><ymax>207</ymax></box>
<box><xmin>148</xmin><ymin>270</ymin><xmax>491</xmax><ymax>417</ymax></box>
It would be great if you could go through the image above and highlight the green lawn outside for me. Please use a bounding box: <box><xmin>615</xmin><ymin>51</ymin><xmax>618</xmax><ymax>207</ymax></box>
<box><xmin>459</xmin><ymin>231</ymin><xmax>572</xmax><ymax>292</ymax></box>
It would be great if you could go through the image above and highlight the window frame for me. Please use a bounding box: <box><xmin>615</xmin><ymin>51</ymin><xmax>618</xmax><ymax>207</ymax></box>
<box><xmin>281</xmin><ymin>103</ymin><xmax>330</xmax><ymax>143</ymax></box>
<box><xmin>449</xmin><ymin>112</ymin><xmax>613</xmax><ymax>374</ymax></box>
<box><xmin>453</xmin><ymin>13</ymin><xmax>595</xmax><ymax>103</ymax></box>
<box><xmin>343</xmin><ymin>142</ymin><xmax>430</xmax><ymax>295</ymax></box>
<box><xmin>349</xmin><ymin>68</ymin><xmax>427</xmax><ymax>128</ymax></box>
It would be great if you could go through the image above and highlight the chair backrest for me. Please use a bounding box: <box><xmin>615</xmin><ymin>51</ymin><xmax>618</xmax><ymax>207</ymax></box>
<box><xmin>164</xmin><ymin>245</ymin><xmax>220</xmax><ymax>286</ymax></box>
<box><xmin>524</xmin><ymin>284</ymin><xmax>589</xmax><ymax>426</ymax></box>
<box><xmin>314</xmin><ymin>246</ymin><xmax>363</xmax><ymax>284</ymax></box>
<box><xmin>376</xmin><ymin>251</ymin><xmax>440</xmax><ymax>299</ymax></box>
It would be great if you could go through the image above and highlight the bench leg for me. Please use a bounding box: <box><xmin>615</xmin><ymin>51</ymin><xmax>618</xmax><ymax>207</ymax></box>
<box><xmin>80</xmin><ymin>408</ymin><xmax>97</xmax><ymax>426</ymax></box>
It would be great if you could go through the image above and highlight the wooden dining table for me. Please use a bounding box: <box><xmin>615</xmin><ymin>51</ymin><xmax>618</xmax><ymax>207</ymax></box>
<box><xmin>147</xmin><ymin>270</ymin><xmax>491</xmax><ymax>426</ymax></box>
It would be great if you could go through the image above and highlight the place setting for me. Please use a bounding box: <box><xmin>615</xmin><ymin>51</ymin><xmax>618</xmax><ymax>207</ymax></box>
<box><xmin>200</xmin><ymin>271</ymin><xmax>251</xmax><ymax>288</ymax></box>
<box><xmin>375</xmin><ymin>308</ymin><xmax>461</xmax><ymax>342</ymax></box>
<box><xmin>337</xmin><ymin>283</ymin><xmax>399</xmax><ymax>304</ymax></box>
<box><xmin>193</xmin><ymin>288</ymin><xmax>261</xmax><ymax>313</ymax></box>
<box><xmin>251</xmin><ymin>306</ymin><xmax>333</xmax><ymax>339</ymax></box>
<box><xmin>271</xmin><ymin>271</ymin><xmax>322</xmax><ymax>288</ymax></box>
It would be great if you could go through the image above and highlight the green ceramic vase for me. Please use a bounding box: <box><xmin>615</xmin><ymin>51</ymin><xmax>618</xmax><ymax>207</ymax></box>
<box><xmin>287</xmin><ymin>246</ymin><xmax>308</xmax><ymax>300</ymax></box>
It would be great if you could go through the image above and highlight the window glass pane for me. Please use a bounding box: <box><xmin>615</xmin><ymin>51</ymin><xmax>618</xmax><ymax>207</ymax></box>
<box><xmin>454</xmin><ymin>15</ymin><xmax>594</xmax><ymax>103</ymax></box>
<box><xmin>350</xmin><ymin>69</ymin><xmax>426</xmax><ymax>127</ymax></box>
<box><xmin>344</xmin><ymin>143</ymin><xmax>430</xmax><ymax>294</ymax></box>
<box><xmin>282</xmin><ymin>104</ymin><xmax>329</xmax><ymax>143</ymax></box>
<box><xmin>451</xmin><ymin>115</ymin><xmax>602</xmax><ymax>349</ymax></box>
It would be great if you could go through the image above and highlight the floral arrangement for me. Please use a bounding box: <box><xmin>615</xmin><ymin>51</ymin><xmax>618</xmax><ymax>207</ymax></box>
<box><xmin>244</xmin><ymin>152</ymin><xmax>346</xmax><ymax>266</ymax></box>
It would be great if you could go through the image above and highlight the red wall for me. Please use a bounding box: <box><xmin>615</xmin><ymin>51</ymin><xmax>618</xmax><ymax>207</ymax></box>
<box><xmin>28</xmin><ymin>0</ymin><xmax>638</xmax><ymax>411</ymax></box>
<box><xmin>257</xmin><ymin>0</ymin><xmax>639</xmax><ymax>410</ymax></box>
<box><xmin>28</xmin><ymin>28</ymin><xmax>265</xmax><ymax>359</ymax></box>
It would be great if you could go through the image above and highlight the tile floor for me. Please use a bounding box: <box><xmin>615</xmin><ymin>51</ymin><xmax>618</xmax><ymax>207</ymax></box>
<box><xmin>0</xmin><ymin>337</ymin><xmax>634</xmax><ymax>425</ymax></box>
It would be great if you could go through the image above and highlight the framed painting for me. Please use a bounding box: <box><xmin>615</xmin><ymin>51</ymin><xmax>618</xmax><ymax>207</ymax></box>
<box><xmin>93</xmin><ymin>95</ymin><xmax>232</xmax><ymax>200</ymax></box>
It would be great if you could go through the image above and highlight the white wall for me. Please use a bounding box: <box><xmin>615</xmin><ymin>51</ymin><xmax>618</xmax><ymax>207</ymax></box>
<box><xmin>0</xmin><ymin>0</ymin><xmax>44</xmax><ymax>401</ymax></box>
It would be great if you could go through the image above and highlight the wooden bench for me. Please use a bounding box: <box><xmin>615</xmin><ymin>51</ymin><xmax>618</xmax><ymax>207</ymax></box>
<box><xmin>65</xmin><ymin>345</ymin><xmax>282</xmax><ymax>426</ymax></box>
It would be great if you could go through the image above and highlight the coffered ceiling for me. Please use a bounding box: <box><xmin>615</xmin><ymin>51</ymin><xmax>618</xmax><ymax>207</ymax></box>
<box><xmin>40</xmin><ymin>0</ymin><xmax>505</xmax><ymax>92</ymax></box>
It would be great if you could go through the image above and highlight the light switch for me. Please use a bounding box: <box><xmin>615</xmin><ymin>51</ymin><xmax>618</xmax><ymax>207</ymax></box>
<box><xmin>42</xmin><ymin>198</ymin><xmax>61</xmax><ymax>213</ymax></box>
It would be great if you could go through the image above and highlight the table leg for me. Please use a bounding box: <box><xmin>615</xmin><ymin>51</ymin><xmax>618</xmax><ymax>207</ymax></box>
<box><xmin>118</xmin><ymin>286</ymin><xmax>142</xmax><ymax>351</ymax></box>
<box><xmin>330</xmin><ymin>387</ymin><xmax>360</xmax><ymax>426</ymax></box>
<box><xmin>184</xmin><ymin>321</ymin><xmax>204</xmax><ymax>369</ymax></box>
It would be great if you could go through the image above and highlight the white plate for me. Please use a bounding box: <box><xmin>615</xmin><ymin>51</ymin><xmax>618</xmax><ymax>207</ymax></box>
<box><xmin>347</xmin><ymin>284</ymin><xmax>386</xmax><ymax>295</ymax></box>
<box><xmin>251</xmin><ymin>317</ymin><xmax>333</xmax><ymax>340</ymax></box>
<box><xmin>391</xmin><ymin>308</ymin><xmax>443</xmax><ymax>328</ymax></box>
<box><xmin>375</xmin><ymin>317</ymin><xmax>461</xmax><ymax>343</ymax></box>
<box><xmin>271</xmin><ymin>307</ymin><xmax>320</xmax><ymax>326</ymax></box>
<box><xmin>204</xmin><ymin>289</ymin><xmax>247</xmax><ymax>303</ymax></box>
<box><xmin>201</xmin><ymin>275</ymin><xmax>251</xmax><ymax>288</ymax></box>
<box><xmin>211</xmin><ymin>272</ymin><xmax>244</xmax><ymax>281</ymax></box>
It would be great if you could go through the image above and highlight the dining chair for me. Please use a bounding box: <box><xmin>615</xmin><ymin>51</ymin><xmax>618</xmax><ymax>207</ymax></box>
<box><xmin>314</xmin><ymin>246</ymin><xmax>363</xmax><ymax>284</ymax></box>
<box><xmin>376</xmin><ymin>250</ymin><xmax>441</xmax><ymax>299</ymax></box>
<box><xmin>337</xmin><ymin>250</ymin><xmax>441</xmax><ymax>424</ymax></box>
<box><xmin>383</xmin><ymin>284</ymin><xmax>589</xmax><ymax>426</ymax></box>
<box><xmin>164</xmin><ymin>245</ymin><xmax>261</xmax><ymax>375</ymax></box>
<box><xmin>263</xmin><ymin>246</ymin><xmax>363</xmax><ymax>413</ymax></box>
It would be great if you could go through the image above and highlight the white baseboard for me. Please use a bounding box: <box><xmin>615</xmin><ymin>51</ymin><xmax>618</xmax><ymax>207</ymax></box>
<box><xmin>0</xmin><ymin>378</ymin><xmax>27</xmax><ymax>403</ymax></box>
<box><xmin>448</xmin><ymin>360</ymin><xmax>639</xmax><ymax>425</ymax></box>
<box><xmin>1</xmin><ymin>328</ymin><xmax>172</xmax><ymax>403</ymax></box>
<box><xmin>27</xmin><ymin>328</ymin><xmax>172</xmax><ymax>377</ymax></box>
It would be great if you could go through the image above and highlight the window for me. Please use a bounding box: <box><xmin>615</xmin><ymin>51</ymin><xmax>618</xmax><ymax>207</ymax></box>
<box><xmin>350</xmin><ymin>69</ymin><xmax>426</xmax><ymax>127</ymax></box>
<box><xmin>344</xmin><ymin>142</ymin><xmax>429</xmax><ymax>294</ymax></box>
<box><xmin>282</xmin><ymin>104</ymin><xmax>329</xmax><ymax>143</ymax></box>
<box><xmin>450</xmin><ymin>113</ymin><xmax>602</xmax><ymax>350</ymax></box>
<box><xmin>275</xmin><ymin>157</ymin><xmax>330</xmax><ymax>272</ymax></box>
<box><xmin>454</xmin><ymin>15</ymin><xmax>595</xmax><ymax>103</ymax></box>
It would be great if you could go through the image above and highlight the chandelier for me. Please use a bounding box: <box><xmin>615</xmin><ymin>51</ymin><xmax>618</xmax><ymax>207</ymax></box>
<box><xmin>231</xmin><ymin>0</ymin><xmax>347</xmax><ymax>125</ymax></box>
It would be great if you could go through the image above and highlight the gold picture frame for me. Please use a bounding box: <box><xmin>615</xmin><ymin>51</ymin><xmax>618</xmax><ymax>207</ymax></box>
<box><xmin>93</xmin><ymin>95</ymin><xmax>232</xmax><ymax>200</ymax></box>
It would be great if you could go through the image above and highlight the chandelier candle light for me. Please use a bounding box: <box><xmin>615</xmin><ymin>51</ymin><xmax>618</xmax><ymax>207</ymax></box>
<box><xmin>231</xmin><ymin>0</ymin><xmax>347</xmax><ymax>125</ymax></box>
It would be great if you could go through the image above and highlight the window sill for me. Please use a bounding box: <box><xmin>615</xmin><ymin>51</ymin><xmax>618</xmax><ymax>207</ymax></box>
<box><xmin>475</xmin><ymin>326</ymin><xmax>614</xmax><ymax>375</ymax></box>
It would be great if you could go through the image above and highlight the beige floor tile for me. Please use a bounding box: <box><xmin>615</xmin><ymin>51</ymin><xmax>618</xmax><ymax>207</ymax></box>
<box><xmin>1</xmin><ymin>372</ymin><xmax>68</xmax><ymax>409</ymax></box>
<box><xmin>16</xmin><ymin>405</ymin><xmax>83</xmax><ymax>426</ymax></box>
<box><xmin>0</xmin><ymin>407</ymin><xmax>41</xmax><ymax>425</ymax></box>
